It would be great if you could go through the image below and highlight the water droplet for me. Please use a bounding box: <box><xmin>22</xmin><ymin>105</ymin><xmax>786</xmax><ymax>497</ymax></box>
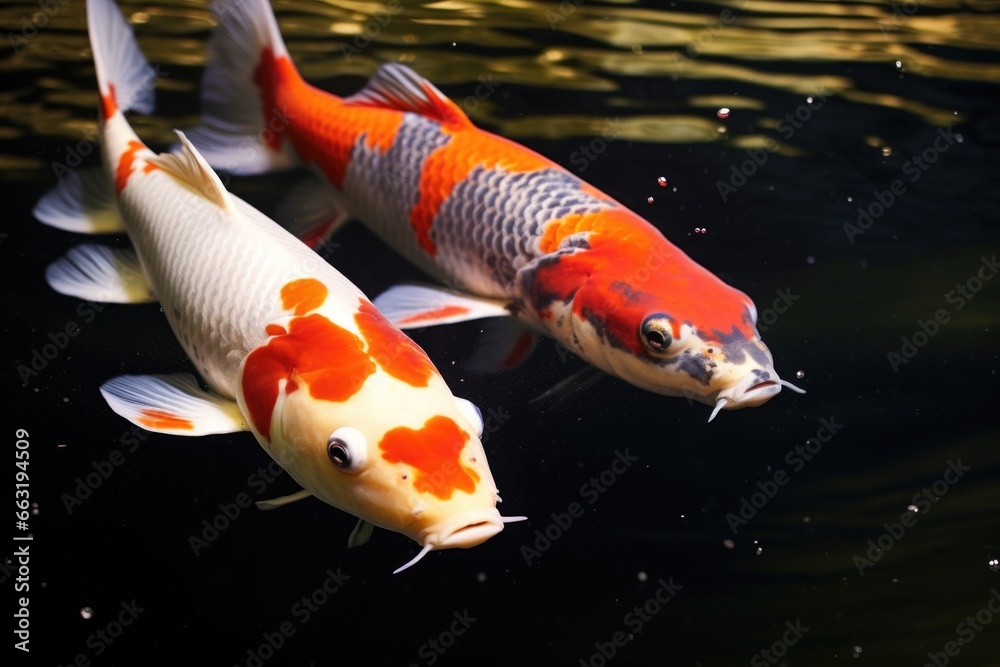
<box><xmin>723</xmin><ymin>539</ymin><xmax>735</xmax><ymax>549</ymax></box>
<box><xmin>717</xmin><ymin>107</ymin><xmax>730</xmax><ymax>119</ymax></box>
<box><xmin>796</xmin><ymin>370</ymin><xmax>805</xmax><ymax>379</ymax></box>
<box><xmin>989</xmin><ymin>558</ymin><xmax>999</xmax><ymax>572</ymax></box>
<box><xmin>637</xmin><ymin>571</ymin><xmax>648</xmax><ymax>582</ymax></box>
<box><xmin>881</xmin><ymin>146</ymin><xmax>893</xmax><ymax>157</ymax></box>
<box><xmin>907</xmin><ymin>504</ymin><xmax>919</xmax><ymax>513</ymax></box>
<box><xmin>646</xmin><ymin>196</ymin><xmax>654</xmax><ymax>204</ymax></box>
<box><xmin>657</xmin><ymin>176</ymin><xmax>667</xmax><ymax>187</ymax></box>
<box><xmin>853</xmin><ymin>645</ymin><xmax>863</xmax><ymax>658</ymax></box>
<box><xmin>80</xmin><ymin>607</ymin><xmax>94</xmax><ymax>620</ymax></box>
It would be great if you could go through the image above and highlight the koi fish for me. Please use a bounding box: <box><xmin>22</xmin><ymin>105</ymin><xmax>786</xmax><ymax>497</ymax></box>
<box><xmin>189</xmin><ymin>0</ymin><xmax>804</xmax><ymax>421</ymax></box>
<box><xmin>34</xmin><ymin>0</ymin><xmax>523</xmax><ymax>573</ymax></box>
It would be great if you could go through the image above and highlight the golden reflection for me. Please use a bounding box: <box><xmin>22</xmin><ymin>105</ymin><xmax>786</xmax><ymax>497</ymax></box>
<box><xmin>0</xmin><ymin>0</ymin><xmax>997</xmax><ymax>173</ymax></box>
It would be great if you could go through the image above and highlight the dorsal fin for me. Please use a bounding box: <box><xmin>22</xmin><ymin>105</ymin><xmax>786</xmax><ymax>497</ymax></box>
<box><xmin>344</xmin><ymin>63</ymin><xmax>472</xmax><ymax>129</ymax></box>
<box><xmin>146</xmin><ymin>130</ymin><xmax>236</xmax><ymax>213</ymax></box>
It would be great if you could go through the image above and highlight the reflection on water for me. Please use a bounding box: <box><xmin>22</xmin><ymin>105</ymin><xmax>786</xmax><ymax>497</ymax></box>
<box><xmin>3</xmin><ymin>0</ymin><xmax>1000</xmax><ymax>171</ymax></box>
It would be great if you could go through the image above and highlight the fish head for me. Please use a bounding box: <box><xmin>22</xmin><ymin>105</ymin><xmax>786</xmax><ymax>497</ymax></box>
<box><xmin>541</xmin><ymin>234</ymin><xmax>801</xmax><ymax>418</ymax></box>
<box><xmin>238</xmin><ymin>288</ymin><xmax>512</xmax><ymax>563</ymax></box>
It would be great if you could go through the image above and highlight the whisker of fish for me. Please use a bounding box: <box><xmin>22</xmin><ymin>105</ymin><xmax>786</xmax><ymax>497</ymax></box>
<box><xmin>779</xmin><ymin>379</ymin><xmax>807</xmax><ymax>394</ymax></box>
<box><xmin>393</xmin><ymin>544</ymin><xmax>433</xmax><ymax>574</ymax></box>
<box><xmin>708</xmin><ymin>398</ymin><xmax>728</xmax><ymax>423</ymax></box>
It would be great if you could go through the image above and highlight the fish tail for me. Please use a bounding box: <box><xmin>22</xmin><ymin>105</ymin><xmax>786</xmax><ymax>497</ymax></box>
<box><xmin>33</xmin><ymin>0</ymin><xmax>154</xmax><ymax>234</ymax></box>
<box><xmin>87</xmin><ymin>0</ymin><xmax>157</xmax><ymax>122</ymax></box>
<box><xmin>185</xmin><ymin>0</ymin><xmax>299</xmax><ymax>175</ymax></box>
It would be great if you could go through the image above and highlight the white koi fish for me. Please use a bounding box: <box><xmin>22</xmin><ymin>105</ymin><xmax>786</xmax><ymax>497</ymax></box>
<box><xmin>33</xmin><ymin>0</ymin><xmax>523</xmax><ymax>573</ymax></box>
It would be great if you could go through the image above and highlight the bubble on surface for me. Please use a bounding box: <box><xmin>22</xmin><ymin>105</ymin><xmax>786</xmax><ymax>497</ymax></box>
<box><xmin>80</xmin><ymin>607</ymin><xmax>94</xmax><ymax>620</ymax></box>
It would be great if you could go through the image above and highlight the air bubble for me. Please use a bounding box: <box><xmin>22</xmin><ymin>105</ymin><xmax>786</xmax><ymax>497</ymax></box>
<box><xmin>723</xmin><ymin>539</ymin><xmax>735</xmax><ymax>549</ymax></box>
<box><xmin>796</xmin><ymin>370</ymin><xmax>805</xmax><ymax>379</ymax></box>
<box><xmin>853</xmin><ymin>646</ymin><xmax>863</xmax><ymax>658</ymax></box>
<box><xmin>881</xmin><ymin>146</ymin><xmax>893</xmax><ymax>157</ymax></box>
<box><xmin>907</xmin><ymin>504</ymin><xmax>919</xmax><ymax>513</ymax></box>
<box><xmin>647</xmin><ymin>196</ymin><xmax>654</xmax><ymax>204</ymax></box>
<box><xmin>637</xmin><ymin>571</ymin><xmax>648</xmax><ymax>582</ymax></box>
<box><xmin>477</xmin><ymin>572</ymin><xmax>487</xmax><ymax>582</ymax></box>
<box><xmin>717</xmin><ymin>107</ymin><xmax>730</xmax><ymax>119</ymax></box>
<box><xmin>755</xmin><ymin>547</ymin><xmax>763</xmax><ymax>556</ymax></box>
<box><xmin>657</xmin><ymin>176</ymin><xmax>667</xmax><ymax>187</ymax></box>
<box><xmin>989</xmin><ymin>558</ymin><xmax>999</xmax><ymax>572</ymax></box>
<box><xmin>80</xmin><ymin>607</ymin><xmax>94</xmax><ymax>620</ymax></box>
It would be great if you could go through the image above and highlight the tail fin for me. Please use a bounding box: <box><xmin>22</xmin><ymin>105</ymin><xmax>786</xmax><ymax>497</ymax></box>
<box><xmin>87</xmin><ymin>0</ymin><xmax>156</xmax><ymax>120</ymax></box>
<box><xmin>185</xmin><ymin>0</ymin><xmax>297</xmax><ymax>175</ymax></box>
<box><xmin>34</xmin><ymin>0</ymin><xmax>155</xmax><ymax>234</ymax></box>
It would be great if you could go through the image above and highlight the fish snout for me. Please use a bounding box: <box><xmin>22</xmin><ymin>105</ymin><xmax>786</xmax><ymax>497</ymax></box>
<box><xmin>726</xmin><ymin>368</ymin><xmax>783</xmax><ymax>408</ymax></box>
<box><xmin>419</xmin><ymin>509</ymin><xmax>505</xmax><ymax>550</ymax></box>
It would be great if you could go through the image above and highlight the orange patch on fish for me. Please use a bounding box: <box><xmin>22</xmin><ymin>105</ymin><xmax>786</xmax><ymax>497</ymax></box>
<box><xmin>355</xmin><ymin>300</ymin><xmax>435</xmax><ymax>387</ymax></box>
<box><xmin>243</xmin><ymin>314</ymin><xmax>375</xmax><ymax>439</ymax></box>
<box><xmin>100</xmin><ymin>83</ymin><xmax>118</xmax><ymax>121</ymax></box>
<box><xmin>397</xmin><ymin>304</ymin><xmax>470</xmax><ymax>325</ymax></box>
<box><xmin>411</xmin><ymin>131</ymin><xmax>552</xmax><ymax>255</ymax></box>
<box><xmin>281</xmin><ymin>278</ymin><xmax>328</xmax><ymax>316</ymax></box>
<box><xmin>115</xmin><ymin>140</ymin><xmax>146</xmax><ymax>194</ymax></box>
<box><xmin>265</xmin><ymin>324</ymin><xmax>286</xmax><ymax>336</ymax></box>
<box><xmin>379</xmin><ymin>415</ymin><xmax>479</xmax><ymax>500</ymax></box>
<box><xmin>137</xmin><ymin>409</ymin><xmax>193</xmax><ymax>431</ymax></box>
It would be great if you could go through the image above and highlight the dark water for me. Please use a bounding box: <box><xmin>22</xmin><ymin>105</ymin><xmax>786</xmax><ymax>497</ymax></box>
<box><xmin>3</xmin><ymin>0</ymin><xmax>1000</xmax><ymax>665</ymax></box>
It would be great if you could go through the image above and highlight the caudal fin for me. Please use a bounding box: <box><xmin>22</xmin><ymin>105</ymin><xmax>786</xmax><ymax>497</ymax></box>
<box><xmin>87</xmin><ymin>0</ymin><xmax>156</xmax><ymax>120</ymax></box>
<box><xmin>34</xmin><ymin>0</ymin><xmax>155</xmax><ymax>233</ymax></box>
<box><xmin>185</xmin><ymin>0</ymin><xmax>298</xmax><ymax>175</ymax></box>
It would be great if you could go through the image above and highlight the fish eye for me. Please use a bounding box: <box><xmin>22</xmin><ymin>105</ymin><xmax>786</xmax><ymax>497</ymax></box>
<box><xmin>640</xmin><ymin>314</ymin><xmax>673</xmax><ymax>354</ymax></box>
<box><xmin>327</xmin><ymin>426</ymin><xmax>367</xmax><ymax>472</ymax></box>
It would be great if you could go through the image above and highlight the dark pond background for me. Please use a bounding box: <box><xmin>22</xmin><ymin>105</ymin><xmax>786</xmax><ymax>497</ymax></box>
<box><xmin>2</xmin><ymin>0</ymin><xmax>999</xmax><ymax>665</ymax></box>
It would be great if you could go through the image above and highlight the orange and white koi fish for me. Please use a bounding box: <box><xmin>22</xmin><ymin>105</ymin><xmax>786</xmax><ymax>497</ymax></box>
<box><xmin>189</xmin><ymin>0</ymin><xmax>804</xmax><ymax>421</ymax></box>
<box><xmin>34</xmin><ymin>0</ymin><xmax>523</xmax><ymax>573</ymax></box>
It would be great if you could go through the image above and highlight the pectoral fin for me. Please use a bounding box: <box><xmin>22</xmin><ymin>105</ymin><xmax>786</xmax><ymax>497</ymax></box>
<box><xmin>347</xmin><ymin>518</ymin><xmax>375</xmax><ymax>548</ymax></box>
<box><xmin>46</xmin><ymin>244</ymin><xmax>156</xmax><ymax>304</ymax></box>
<box><xmin>256</xmin><ymin>489</ymin><xmax>312</xmax><ymax>510</ymax></box>
<box><xmin>100</xmin><ymin>373</ymin><xmax>248</xmax><ymax>435</ymax></box>
<box><xmin>372</xmin><ymin>284</ymin><xmax>511</xmax><ymax>329</ymax></box>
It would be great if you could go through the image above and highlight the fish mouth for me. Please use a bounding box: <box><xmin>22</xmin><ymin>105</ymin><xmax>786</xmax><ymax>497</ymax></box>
<box><xmin>707</xmin><ymin>370</ymin><xmax>805</xmax><ymax>422</ymax></box>
<box><xmin>420</xmin><ymin>510</ymin><xmax>505</xmax><ymax>550</ymax></box>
